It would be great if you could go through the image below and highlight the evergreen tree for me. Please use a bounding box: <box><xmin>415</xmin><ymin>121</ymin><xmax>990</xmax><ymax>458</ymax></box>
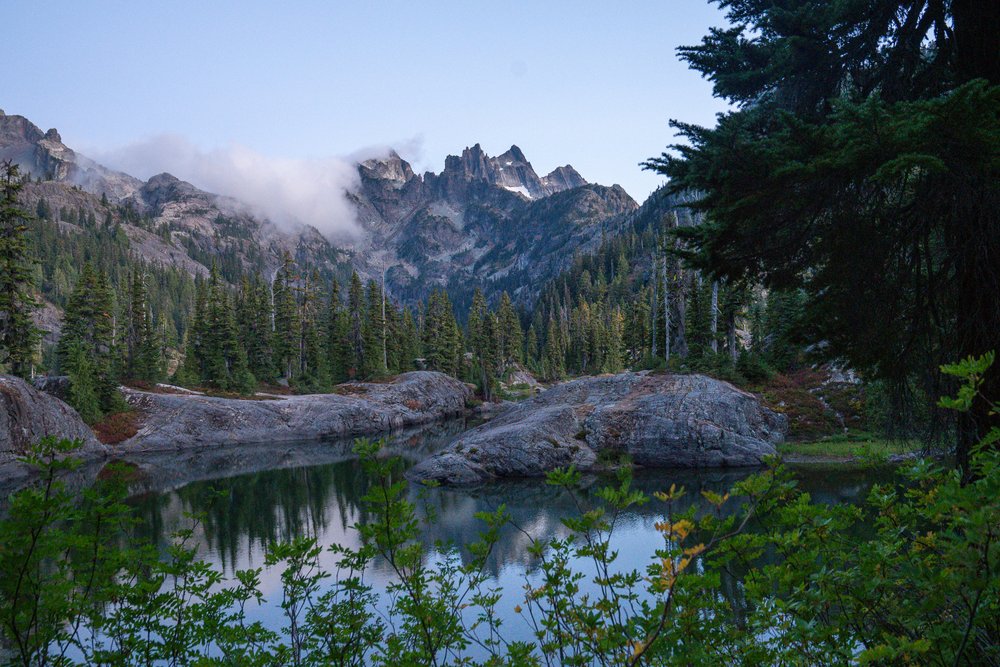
<box><xmin>122</xmin><ymin>270</ymin><xmax>160</xmax><ymax>382</ymax></box>
<box><xmin>496</xmin><ymin>291</ymin><xmax>523</xmax><ymax>374</ymax></box>
<box><xmin>467</xmin><ymin>288</ymin><xmax>493</xmax><ymax>398</ymax></box>
<box><xmin>762</xmin><ymin>288</ymin><xmax>807</xmax><ymax>370</ymax></box>
<box><xmin>399</xmin><ymin>306</ymin><xmax>420</xmax><ymax>373</ymax></box>
<box><xmin>0</xmin><ymin>161</ymin><xmax>39</xmax><ymax>377</ymax></box>
<box><xmin>65</xmin><ymin>342</ymin><xmax>101</xmax><ymax>424</ymax></box>
<box><xmin>177</xmin><ymin>279</ymin><xmax>208</xmax><ymax>386</ymax></box>
<box><xmin>605</xmin><ymin>307</ymin><xmax>625</xmax><ymax>373</ymax></box>
<box><xmin>422</xmin><ymin>290</ymin><xmax>461</xmax><ymax>376</ymax></box>
<box><xmin>363</xmin><ymin>279</ymin><xmax>387</xmax><ymax>378</ymax></box>
<box><xmin>58</xmin><ymin>263</ymin><xmax>118</xmax><ymax>417</ymax></box>
<box><xmin>346</xmin><ymin>271</ymin><xmax>365</xmax><ymax>378</ymax></box>
<box><xmin>326</xmin><ymin>278</ymin><xmax>348</xmax><ymax>383</ymax></box>
<box><xmin>179</xmin><ymin>267</ymin><xmax>254</xmax><ymax>392</ymax></box>
<box><xmin>237</xmin><ymin>274</ymin><xmax>275</xmax><ymax>383</ymax></box>
<box><xmin>650</xmin><ymin>0</ymin><xmax>1000</xmax><ymax>472</ymax></box>
<box><xmin>543</xmin><ymin>316</ymin><xmax>564</xmax><ymax>381</ymax></box>
<box><xmin>35</xmin><ymin>197</ymin><xmax>50</xmax><ymax>220</ymax></box>
<box><xmin>272</xmin><ymin>252</ymin><xmax>300</xmax><ymax>381</ymax></box>
<box><xmin>298</xmin><ymin>270</ymin><xmax>330</xmax><ymax>390</ymax></box>
<box><xmin>383</xmin><ymin>300</ymin><xmax>402</xmax><ymax>374</ymax></box>
<box><xmin>525</xmin><ymin>324</ymin><xmax>539</xmax><ymax>370</ymax></box>
<box><xmin>205</xmin><ymin>266</ymin><xmax>254</xmax><ymax>392</ymax></box>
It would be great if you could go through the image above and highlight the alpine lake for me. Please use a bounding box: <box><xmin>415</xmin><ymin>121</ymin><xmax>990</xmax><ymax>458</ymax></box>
<box><xmin>117</xmin><ymin>415</ymin><xmax>892</xmax><ymax>654</ymax></box>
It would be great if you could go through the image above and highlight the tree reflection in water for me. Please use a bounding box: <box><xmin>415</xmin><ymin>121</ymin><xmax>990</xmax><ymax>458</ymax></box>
<box><xmin>127</xmin><ymin>422</ymin><xmax>891</xmax><ymax>633</ymax></box>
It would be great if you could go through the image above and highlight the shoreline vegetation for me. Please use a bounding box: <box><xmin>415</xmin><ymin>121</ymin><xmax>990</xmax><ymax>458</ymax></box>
<box><xmin>0</xmin><ymin>357</ymin><xmax>996</xmax><ymax>665</ymax></box>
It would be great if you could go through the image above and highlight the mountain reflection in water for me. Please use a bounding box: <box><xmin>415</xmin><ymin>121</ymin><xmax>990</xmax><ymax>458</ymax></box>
<box><xmin>126</xmin><ymin>420</ymin><xmax>889</xmax><ymax>609</ymax></box>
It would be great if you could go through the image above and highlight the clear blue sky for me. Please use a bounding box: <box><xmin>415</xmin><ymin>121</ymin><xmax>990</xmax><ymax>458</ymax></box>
<box><xmin>4</xmin><ymin>0</ymin><xmax>729</xmax><ymax>202</ymax></box>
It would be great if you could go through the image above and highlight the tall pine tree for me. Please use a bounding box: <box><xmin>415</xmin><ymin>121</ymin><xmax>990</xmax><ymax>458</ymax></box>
<box><xmin>0</xmin><ymin>161</ymin><xmax>39</xmax><ymax>377</ymax></box>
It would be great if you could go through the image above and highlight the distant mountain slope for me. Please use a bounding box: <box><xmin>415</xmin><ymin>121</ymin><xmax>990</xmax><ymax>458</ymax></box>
<box><xmin>351</xmin><ymin>144</ymin><xmax>637</xmax><ymax>310</ymax></box>
<box><xmin>0</xmin><ymin>109</ymin><xmax>638</xmax><ymax>314</ymax></box>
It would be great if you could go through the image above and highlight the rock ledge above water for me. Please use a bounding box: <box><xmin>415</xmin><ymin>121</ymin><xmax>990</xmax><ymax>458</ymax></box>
<box><xmin>120</xmin><ymin>371</ymin><xmax>472</xmax><ymax>452</ymax></box>
<box><xmin>408</xmin><ymin>372</ymin><xmax>786</xmax><ymax>486</ymax></box>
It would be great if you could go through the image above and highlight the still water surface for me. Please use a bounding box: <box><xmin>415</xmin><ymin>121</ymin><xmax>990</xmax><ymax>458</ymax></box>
<box><xmin>124</xmin><ymin>418</ymin><xmax>886</xmax><ymax>652</ymax></box>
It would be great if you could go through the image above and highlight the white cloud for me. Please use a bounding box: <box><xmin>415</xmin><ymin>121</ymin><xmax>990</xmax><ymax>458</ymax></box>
<box><xmin>91</xmin><ymin>135</ymin><xmax>368</xmax><ymax>240</ymax></box>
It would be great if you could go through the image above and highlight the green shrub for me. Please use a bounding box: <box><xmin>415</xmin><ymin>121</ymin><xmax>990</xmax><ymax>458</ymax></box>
<box><xmin>1</xmin><ymin>355</ymin><xmax>996</xmax><ymax>665</ymax></box>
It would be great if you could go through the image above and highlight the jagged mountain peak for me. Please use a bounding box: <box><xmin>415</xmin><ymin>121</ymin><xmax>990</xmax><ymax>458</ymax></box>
<box><xmin>359</xmin><ymin>150</ymin><xmax>416</xmax><ymax>185</ymax></box>
<box><xmin>497</xmin><ymin>144</ymin><xmax>527</xmax><ymax>164</ymax></box>
<box><xmin>542</xmin><ymin>165</ymin><xmax>587</xmax><ymax>193</ymax></box>
<box><xmin>438</xmin><ymin>142</ymin><xmax>588</xmax><ymax>199</ymax></box>
<box><xmin>0</xmin><ymin>111</ymin><xmax>45</xmax><ymax>146</ymax></box>
<box><xmin>0</xmin><ymin>110</ymin><xmax>142</xmax><ymax>202</ymax></box>
<box><xmin>147</xmin><ymin>171</ymin><xmax>181</xmax><ymax>185</ymax></box>
<box><xmin>2</xmin><ymin>109</ymin><xmax>639</xmax><ymax>316</ymax></box>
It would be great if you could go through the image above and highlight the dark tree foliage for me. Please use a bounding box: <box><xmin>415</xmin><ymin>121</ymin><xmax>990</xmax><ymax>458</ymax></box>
<box><xmin>362</xmin><ymin>279</ymin><xmax>388</xmax><ymax>378</ymax></box>
<box><xmin>121</xmin><ymin>270</ymin><xmax>163</xmax><ymax>383</ymax></box>
<box><xmin>0</xmin><ymin>161</ymin><xmax>39</xmax><ymax>377</ymax></box>
<box><xmin>346</xmin><ymin>271</ymin><xmax>365</xmax><ymax>378</ymax></box>
<box><xmin>236</xmin><ymin>274</ymin><xmax>276</xmax><ymax>383</ymax></box>
<box><xmin>57</xmin><ymin>263</ymin><xmax>120</xmax><ymax>420</ymax></box>
<box><xmin>180</xmin><ymin>266</ymin><xmax>254</xmax><ymax>392</ymax></box>
<box><xmin>272</xmin><ymin>252</ymin><xmax>301</xmax><ymax>382</ymax></box>
<box><xmin>648</xmin><ymin>0</ymin><xmax>1000</xmax><ymax>473</ymax></box>
<box><xmin>421</xmin><ymin>289</ymin><xmax>462</xmax><ymax>376</ymax></box>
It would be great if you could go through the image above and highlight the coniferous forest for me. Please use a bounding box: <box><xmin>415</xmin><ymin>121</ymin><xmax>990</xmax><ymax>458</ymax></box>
<box><xmin>1</xmin><ymin>1</ymin><xmax>998</xmax><ymax>665</ymax></box>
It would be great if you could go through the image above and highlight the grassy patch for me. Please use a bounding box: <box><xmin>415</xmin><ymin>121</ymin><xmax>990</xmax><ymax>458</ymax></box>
<box><xmin>596</xmin><ymin>448</ymin><xmax>633</xmax><ymax>469</ymax></box>
<box><xmin>92</xmin><ymin>410</ymin><xmax>140</xmax><ymax>445</ymax></box>
<box><xmin>749</xmin><ymin>368</ymin><xmax>865</xmax><ymax>441</ymax></box>
<box><xmin>779</xmin><ymin>431</ymin><xmax>917</xmax><ymax>461</ymax></box>
<box><xmin>499</xmin><ymin>385</ymin><xmax>533</xmax><ymax>401</ymax></box>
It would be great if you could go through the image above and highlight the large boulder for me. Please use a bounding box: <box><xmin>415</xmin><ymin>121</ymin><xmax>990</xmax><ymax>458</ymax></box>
<box><xmin>1</xmin><ymin>375</ymin><xmax>105</xmax><ymax>498</ymax></box>
<box><xmin>0</xmin><ymin>375</ymin><xmax>102</xmax><ymax>460</ymax></box>
<box><xmin>408</xmin><ymin>372</ymin><xmax>786</xmax><ymax>486</ymax></box>
<box><xmin>119</xmin><ymin>371</ymin><xmax>472</xmax><ymax>452</ymax></box>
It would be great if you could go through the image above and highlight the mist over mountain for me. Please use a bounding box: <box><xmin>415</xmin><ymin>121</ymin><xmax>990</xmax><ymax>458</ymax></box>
<box><xmin>88</xmin><ymin>135</ymin><xmax>365</xmax><ymax>240</ymax></box>
<box><xmin>0</xmin><ymin>109</ymin><xmax>640</xmax><ymax>319</ymax></box>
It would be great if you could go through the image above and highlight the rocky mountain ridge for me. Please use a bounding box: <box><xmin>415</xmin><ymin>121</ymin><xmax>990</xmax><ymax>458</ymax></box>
<box><xmin>0</xmin><ymin>109</ymin><xmax>638</xmax><ymax>315</ymax></box>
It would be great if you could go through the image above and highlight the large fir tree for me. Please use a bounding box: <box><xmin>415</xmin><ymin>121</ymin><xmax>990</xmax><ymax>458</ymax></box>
<box><xmin>58</xmin><ymin>263</ymin><xmax>119</xmax><ymax>419</ymax></box>
<box><xmin>649</xmin><ymin>0</ymin><xmax>1000</xmax><ymax>473</ymax></box>
<box><xmin>272</xmin><ymin>252</ymin><xmax>301</xmax><ymax>382</ymax></box>
<box><xmin>0</xmin><ymin>161</ymin><xmax>39</xmax><ymax>377</ymax></box>
<box><xmin>363</xmin><ymin>279</ymin><xmax>388</xmax><ymax>378</ymax></box>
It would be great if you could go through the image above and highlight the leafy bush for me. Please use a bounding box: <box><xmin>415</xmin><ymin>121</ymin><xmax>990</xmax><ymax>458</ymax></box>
<box><xmin>1</xmin><ymin>355</ymin><xmax>997</xmax><ymax>665</ymax></box>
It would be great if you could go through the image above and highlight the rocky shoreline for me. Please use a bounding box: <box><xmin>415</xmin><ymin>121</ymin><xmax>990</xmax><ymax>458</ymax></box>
<box><xmin>3</xmin><ymin>369</ymin><xmax>788</xmax><ymax>497</ymax></box>
<box><xmin>409</xmin><ymin>371</ymin><xmax>787</xmax><ymax>486</ymax></box>
<box><xmin>118</xmin><ymin>371</ymin><xmax>471</xmax><ymax>452</ymax></box>
<box><xmin>1</xmin><ymin>371</ymin><xmax>471</xmax><ymax>499</ymax></box>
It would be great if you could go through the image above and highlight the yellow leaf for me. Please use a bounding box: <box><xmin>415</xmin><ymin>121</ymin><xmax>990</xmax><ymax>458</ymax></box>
<box><xmin>672</xmin><ymin>519</ymin><xmax>694</xmax><ymax>540</ymax></box>
<box><xmin>683</xmin><ymin>543</ymin><xmax>706</xmax><ymax>557</ymax></box>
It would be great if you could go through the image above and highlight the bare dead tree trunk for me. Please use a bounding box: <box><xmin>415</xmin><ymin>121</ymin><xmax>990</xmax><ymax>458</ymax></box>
<box><xmin>675</xmin><ymin>271</ymin><xmax>688</xmax><ymax>358</ymax></box>
<box><xmin>663</xmin><ymin>254</ymin><xmax>670</xmax><ymax>362</ymax></box>
<box><xmin>710</xmin><ymin>281</ymin><xmax>719</xmax><ymax>354</ymax></box>
<box><xmin>727</xmin><ymin>307</ymin><xmax>737</xmax><ymax>363</ymax></box>
<box><xmin>650</xmin><ymin>264</ymin><xmax>658</xmax><ymax>358</ymax></box>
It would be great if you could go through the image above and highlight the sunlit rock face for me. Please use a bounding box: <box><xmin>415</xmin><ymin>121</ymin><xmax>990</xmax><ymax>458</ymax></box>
<box><xmin>409</xmin><ymin>371</ymin><xmax>788</xmax><ymax>486</ymax></box>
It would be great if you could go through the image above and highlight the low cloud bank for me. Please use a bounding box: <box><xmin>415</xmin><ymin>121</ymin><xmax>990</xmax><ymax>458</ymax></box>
<box><xmin>93</xmin><ymin>135</ymin><xmax>369</xmax><ymax>239</ymax></box>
